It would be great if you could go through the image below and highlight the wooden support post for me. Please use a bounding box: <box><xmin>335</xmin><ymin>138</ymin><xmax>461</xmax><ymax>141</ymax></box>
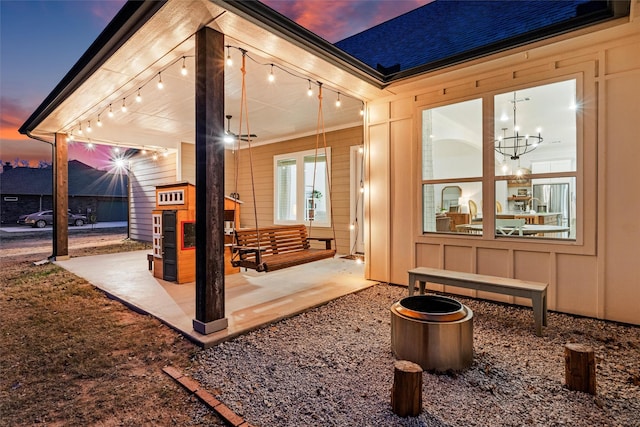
<box><xmin>564</xmin><ymin>343</ymin><xmax>596</xmax><ymax>394</ymax></box>
<box><xmin>52</xmin><ymin>133</ymin><xmax>69</xmax><ymax>260</ymax></box>
<box><xmin>193</xmin><ymin>26</ymin><xmax>228</xmax><ymax>335</ymax></box>
<box><xmin>391</xmin><ymin>360</ymin><xmax>423</xmax><ymax>417</ymax></box>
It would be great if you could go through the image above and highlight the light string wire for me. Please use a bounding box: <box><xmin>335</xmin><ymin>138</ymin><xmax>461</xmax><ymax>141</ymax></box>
<box><xmin>60</xmin><ymin>43</ymin><xmax>365</xmax><ymax>151</ymax></box>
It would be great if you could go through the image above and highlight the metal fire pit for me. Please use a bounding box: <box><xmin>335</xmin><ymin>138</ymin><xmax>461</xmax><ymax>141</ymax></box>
<box><xmin>391</xmin><ymin>295</ymin><xmax>473</xmax><ymax>372</ymax></box>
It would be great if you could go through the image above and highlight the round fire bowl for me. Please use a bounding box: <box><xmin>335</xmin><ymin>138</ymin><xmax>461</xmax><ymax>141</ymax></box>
<box><xmin>391</xmin><ymin>295</ymin><xmax>473</xmax><ymax>372</ymax></box>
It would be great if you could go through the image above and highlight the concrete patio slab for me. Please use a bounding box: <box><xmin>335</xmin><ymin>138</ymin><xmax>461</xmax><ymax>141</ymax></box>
<box><xmin>56</xmin><ymin>251</ymin><xmax>374</xmax><ymax>348</ymax></box>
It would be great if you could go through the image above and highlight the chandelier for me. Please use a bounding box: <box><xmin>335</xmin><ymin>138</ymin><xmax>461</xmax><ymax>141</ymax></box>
<box><xmin>495</xmin><ymin>92</ymin><xmax>542</xmax><ymax>160</ymax></box>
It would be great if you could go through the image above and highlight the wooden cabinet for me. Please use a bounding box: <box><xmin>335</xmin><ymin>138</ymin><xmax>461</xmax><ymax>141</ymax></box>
<box><xmin>445</xmin><ymin>212</ymin><xmax>470</xmax><ymax>232</ymax></box>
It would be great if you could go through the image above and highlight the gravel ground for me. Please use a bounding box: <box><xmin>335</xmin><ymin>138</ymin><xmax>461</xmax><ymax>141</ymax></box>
<box><xmin>194</xmin><ymin>283</ymin><xmax>640</xmax><ymax>427</ymax></box>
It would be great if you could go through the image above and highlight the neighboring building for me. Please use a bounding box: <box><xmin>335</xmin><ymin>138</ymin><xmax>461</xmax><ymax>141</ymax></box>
<box><xmin>0</xmin><ymin>160</ymin><xmax>128</xmax><ymax>224</ymax></box>
<box><xmin>18</xmin><ymin>0</ymin><xmax>640</xmax><ymax>327</ymax></box>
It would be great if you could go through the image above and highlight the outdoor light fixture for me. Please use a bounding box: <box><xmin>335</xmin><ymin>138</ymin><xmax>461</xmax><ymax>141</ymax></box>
<box><xmin>87</xmin><ymin>121</ymin><xmax>92</xmax><ymax>133</ymax></box>
<box><xmin>136</xmin><ymin>88</ymin><xmax>142</xmax><ymax>103</ymax></box>
<box><xmin>181</xmin><ymin>57</ymin><xmax>188</xmax><ymax>76</ymax></box>
<box><xmin>121</xmin><ymin>98</ymin><xmax>127</xmax><ymax>113</ymax></box>
<box><xmin>157</xmin><ymin>72</ymin><xmax>164</xmax><ymax>89</ymax></box>
<box><xmin>108</xmin><ymin>104</ymin><xmax>114</xmax><ymax>118</ymax></box>
<box><xmin>335</xmin><ymin>93</ymin><xmax>341</xmax><ymax>107</ymax></box>
<box><xmin>307</xmin><ymin>80</ymin><xmax>313</xmax><ymax>97</ymax></box>
<box><xmin>360</xmin><ymin>102</ymin><xmax>364</xmax><ymax>116</ymax></box>
<box><xmin>97</xmin><ymin>115</ymin><xmax>102</xmax><ymax>127</ymax></box>
<box><xmin>495</xmin><ymin>92</ymin><xmax>542</xmax><ymax>160</ymax></box>
<box><xmin>152</xmin><ymin>152</ymin><xmax>158</xmax><ymax>161</ymax></box>
<box><xmin>77</xmin><ymin>123</ymin><xmax>83</xmax><ymax>135</ymax></box>
<box><xmin>268</xmin><ymin>64</ymin><xmax>275</xmax><ymax>82</ymax></box>
<box><xmin>226</xmin><ymin>46</ymin><xmax>233</xmax><ymax>66</ymax></box>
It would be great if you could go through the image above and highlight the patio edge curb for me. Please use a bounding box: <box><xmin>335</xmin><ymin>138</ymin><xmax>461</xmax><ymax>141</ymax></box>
<box><xmin>162</xmin><ymin>366</ymin><xmax>256</xmax><ymax>427</ymax></box>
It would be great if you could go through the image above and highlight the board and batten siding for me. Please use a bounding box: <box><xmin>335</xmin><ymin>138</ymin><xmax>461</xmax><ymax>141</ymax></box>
<box><xmin>231</xmin><ymin>126</ymin><xmax>363</xmax><ymax>255</ymax></box>
<box><xmin>365</xmin><ymin>17</ymin><xmax>640</xmax><ymax>324</ymax></box>
<box><xmin>129</xmin><ymin>153</ymin><xmax>177</xmax><ymax>242</ymax></box>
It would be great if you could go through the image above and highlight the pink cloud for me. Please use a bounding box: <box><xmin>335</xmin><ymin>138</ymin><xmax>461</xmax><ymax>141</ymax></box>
<box><xmin>88</xmin><ymin>1</ymin><xmax>126</xmax><ymax>25</ymax></box>
<box><xmin>261</xmin><ymin>0</ymin><xmax>432</xmax><ymax>42</ymax></box>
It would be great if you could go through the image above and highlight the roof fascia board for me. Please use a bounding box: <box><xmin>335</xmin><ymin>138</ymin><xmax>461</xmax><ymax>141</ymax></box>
<box><xmin>211</xmin><ymin>0</ymin><xmax>386</xmax><ymax>88</ymax></box>
<box><xmin>19</xmin><ymin>1</ymin><xmax>167</xmax><ymax>135</ymax></box>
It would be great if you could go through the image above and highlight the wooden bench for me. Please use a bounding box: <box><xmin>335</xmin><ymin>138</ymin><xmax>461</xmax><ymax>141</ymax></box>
<box><xmin>408</xmin><ymin>267</ymin><xmax>548</xmax><ymax>336</ymax></box>
<box><xmin>232</xmin><ymin>224</ymin><xmax>335</xmax><ymax>272</ymax></box>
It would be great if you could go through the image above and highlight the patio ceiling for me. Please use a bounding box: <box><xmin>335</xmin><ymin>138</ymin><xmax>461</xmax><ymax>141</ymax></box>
<box><xmin>25</xmin><ymin>0</ymin><xmax>390</xmax><ymax>152</ymax></box>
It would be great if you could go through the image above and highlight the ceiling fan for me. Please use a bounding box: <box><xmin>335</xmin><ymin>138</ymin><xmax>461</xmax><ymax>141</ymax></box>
<box><xmin>224</xmin><ymin>115</ymin><xmax>257</xmax><ymax>143</ymax></box>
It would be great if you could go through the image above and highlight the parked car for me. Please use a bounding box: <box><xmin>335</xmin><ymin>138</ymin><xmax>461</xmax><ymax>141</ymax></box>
<box><xmin>17</xmin><ymin>210</ymin><xmax>87</xmax><ymax>228</ymax></box>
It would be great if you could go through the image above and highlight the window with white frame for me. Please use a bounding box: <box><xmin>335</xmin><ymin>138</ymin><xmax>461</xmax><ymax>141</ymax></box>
<box><xmin>274</xmin><ymin>148</ymin><xmax>331</xmax><ymax>226</ymax></box>
<box><xmin>421</xmin><ymin>79</ymin><xmax>577</xmax><ymax>240</ymax></box>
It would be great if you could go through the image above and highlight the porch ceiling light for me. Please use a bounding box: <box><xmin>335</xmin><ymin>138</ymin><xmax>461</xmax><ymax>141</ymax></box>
<box><xmin>495</xmin><ymin>92</ymin><xmax>542</xmax><ymax>160</ymax></box>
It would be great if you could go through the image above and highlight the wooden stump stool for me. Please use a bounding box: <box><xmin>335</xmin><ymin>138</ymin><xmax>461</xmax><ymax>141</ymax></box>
<box><xmin>564</xmin><ymin>343</ymin><xmax>596</xmax><ymax>394</ymax></box>
<box><xmin>391</xmin><ymin>360</ymin><xmax>423</xmax><ymax>417</ymax></box>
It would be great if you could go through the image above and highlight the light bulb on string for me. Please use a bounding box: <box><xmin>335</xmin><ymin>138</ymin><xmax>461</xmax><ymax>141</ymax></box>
<box><xmin>360</xmin><ymin>102</ymin><xmax>365</xmax><ymax>116</ymax></box>
<box><xmin>108</xmin><ymin>104</ymin><xmax>114</xmax><ymax>118</ymax></box>
<box><xmin>181</xmin><ymin>57</ymin><xmax>188</xmax><ymax>76</ymax></box>
<box><xmin>136</xmin><ymin>88</ymin><xmax>142</xmax><ymax>103</ymax></box>
<box><xmin>87</xmin><ymin>121</ymin><xmax>92</xmax><ymax>133</ymax></box>
<box><xmin>358</xmin><ymin>146</ymin><xmax>364</xmax><ymax>154</ymax></box>
<box><xmin>157</xmin><ymin>72</ymin><xmax>164</xmax><ymax>90</ymax></box>
<box><xmin>335</xmin><ymin>93</ymin><xmax>341</xmax><ymax>107</ymax></box>
<box><xmin>349</xmin><ymin>223</ymin><xmax>355</xmax><ymax>230</ymax></box>
<box><xmin>97</xmin><ymin>115</ymin><xmax>102</xmax><ymax>127</ymax></box>
<box><xmin>86</xmin><ymin>141</ymin><xmax>94</xmax><ymax>149</ymax></box>
<box><xmin>163</xmin><ymin>150</ymin><xmax>169</xmax><ymax>158</ymax></box>
<box><xmin>307</xmin><ymin>80</ymin><xmax>313</xmax><ymax>97</ymax></box>
<box><xmin>121</xmin><ymin>98</ymin><xmax>127</xmax><ymax>113</ymax></box>
<box><xmin>141</xmin><ymin>147</ymin><xmax>147</xmax><ymax>155</ymax></box>
<box><xmin>152</xmin><ymin>152</ymin><xmax>158</xmax><ymax>161</ymax></box>
<box><xmin>226</xmin><ymin>46</ymin><xmax>233</xmax><ymax>66</ymax></box>
<box><xmin>268</xmin><ymin>64</ymin><xmax>275</xmax><ymax>82</ymax></box>
<box><xmin>77</xmin><ymin>123</ymin><xmax>83</xmax><ymax>135</ymax></box>
<box><xmin>113</xmin><ymin>146</ymin><xmax>121</xmax><ymax>154</ymax></box>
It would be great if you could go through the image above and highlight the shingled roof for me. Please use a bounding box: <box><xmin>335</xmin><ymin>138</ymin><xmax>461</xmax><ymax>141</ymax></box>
<box><xmin>335</xmin><ymin>0</ymin><xmax>615</xmax><ymax>78</ymax></box>
<box><xmin>0</xmin><ymin>160</ymin><xmax>127</xmax><ymax>197</ymax></box>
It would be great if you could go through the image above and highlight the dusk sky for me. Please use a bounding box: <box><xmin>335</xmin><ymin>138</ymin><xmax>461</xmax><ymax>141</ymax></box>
<box><xmin>0</xmin><ymin>0</ymin><xmax>430</xmax><ymax>170</ymax></box>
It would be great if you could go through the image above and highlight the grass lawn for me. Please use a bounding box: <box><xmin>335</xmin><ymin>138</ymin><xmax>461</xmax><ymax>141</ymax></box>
<box><xmin>0</xmin><ymin>234</ymin><xmax>223</xmax><ymax>426</ymax></box>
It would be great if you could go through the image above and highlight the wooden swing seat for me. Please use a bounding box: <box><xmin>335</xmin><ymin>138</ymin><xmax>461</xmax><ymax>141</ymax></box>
<box><xmin>232</xmin><ymin>224</ymin><xmax>335</xmax><ymax>272</ymax></box>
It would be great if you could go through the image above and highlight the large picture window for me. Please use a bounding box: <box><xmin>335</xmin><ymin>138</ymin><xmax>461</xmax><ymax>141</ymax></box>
<box><xmin>421</xmin><ymin>79</ymin><xmax>577</xmax><ymax>240</ymax></box>
<box><xmin>274</xmin><ymin>148</ymin><xmax>331</xmax><ymax>226</ymax></box>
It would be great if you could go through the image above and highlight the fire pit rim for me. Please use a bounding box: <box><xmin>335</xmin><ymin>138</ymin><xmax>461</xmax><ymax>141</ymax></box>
<box><xmin>392</xmin><ymin>294</ymin><xmax>467</xmax><ymax>322</ymax></box>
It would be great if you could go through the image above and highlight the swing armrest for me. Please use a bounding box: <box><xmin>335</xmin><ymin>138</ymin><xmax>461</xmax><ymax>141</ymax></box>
<box><xmin>306</xmin><ymin>237</ymin><xmax>333</xmax><ymax>250</ymax></box>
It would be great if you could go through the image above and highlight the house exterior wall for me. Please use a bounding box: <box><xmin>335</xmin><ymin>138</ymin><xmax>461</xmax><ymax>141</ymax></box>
<box><xmin>365</xmin><ymin>16</ymin><xmax>640</xmax><ymax>324</ymax></box>
<box><xmin>129</xmin><ymin>152</ymin><xmax>177</xmax><ymax>241</ymax></box>
<box><xmin>230</xmin><ymin>127</ymin><xmax>363</xmax><ymax>256</ymax></box>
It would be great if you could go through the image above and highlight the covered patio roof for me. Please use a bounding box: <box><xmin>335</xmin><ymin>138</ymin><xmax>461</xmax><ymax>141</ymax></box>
<box><xmin>19</xmin><ymin>0</ymin><xmax>390</xmax><ymax>152</ymax></box>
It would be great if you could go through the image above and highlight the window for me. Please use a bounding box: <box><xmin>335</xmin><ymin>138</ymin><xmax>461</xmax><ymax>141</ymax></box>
<box><xmin>421</xmin><ymin>79</ymin><xmax>577</xmax><ymax>240</ymax></box>
<box><xmin>421</xmin><ymin>98</ymin><xmax>483</xmax><ymax>234</ymax></box>
<box><xmin>494</xmin><ymin>80</ymin><xmax>576</xmax><ymax>240</ymax></box>
<box><xmin>274</xmin><ymin>148</ymin><xmax>331</xmax><ymax>226</ymax></box>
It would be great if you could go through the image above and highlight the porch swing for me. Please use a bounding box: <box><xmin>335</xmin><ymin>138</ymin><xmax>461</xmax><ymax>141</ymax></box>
<box><xmin>230</xmin><ymin>53</ymin><xmax>336</xmax><ymax>272</ymax></box>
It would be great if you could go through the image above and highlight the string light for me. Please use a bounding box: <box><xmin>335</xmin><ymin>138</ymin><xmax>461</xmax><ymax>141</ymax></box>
<box><xmin>87</xmin><ymin>121</ymin><xmax>92</xmax><ymax>133</ymax></box>
<box><xmin>163</xmin><ymin>150</ymin><xmax>169</xmax><ymax>158</ymax></box>
<box><xmin>141</xmin><ymin>147</ymin><xmax>147</xmax><ymax>155</ymax></box>
<box><xmin>181</xmin><ymin>57</ymin><xmax>188</xmax><ymax>76</ymax></box>
<box><xmin>86</xmin><ymin>142</ymin><xmax>94</xmax><ymax>149</ymax></box>
<box><xmin>77</xmin><ymin>123</ymin><xmax>83</xmax><ymax>135</ymax></box>
<box><xmin>226</xmin><ymin>46</ymin><xmax>233</xmax><ymax>66</ymax></box>
<box><xmin>114</xmin><ymin>146</ymin><xmax>121</xmax><ymax>153</ymax></box>
<box><xmin>268</xmin><ymin>64</ymin><xmax>275</xmax><ymax>82</ymax></box>
<box><xmin>61</xmin><ymin>47</ymin><xmax>364</xmax><ymax>143</ymax></box>
<box><xmin>152</xmin><ymin>152</ymin><xmax>158</xmax><ymax>161</ymax></box>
